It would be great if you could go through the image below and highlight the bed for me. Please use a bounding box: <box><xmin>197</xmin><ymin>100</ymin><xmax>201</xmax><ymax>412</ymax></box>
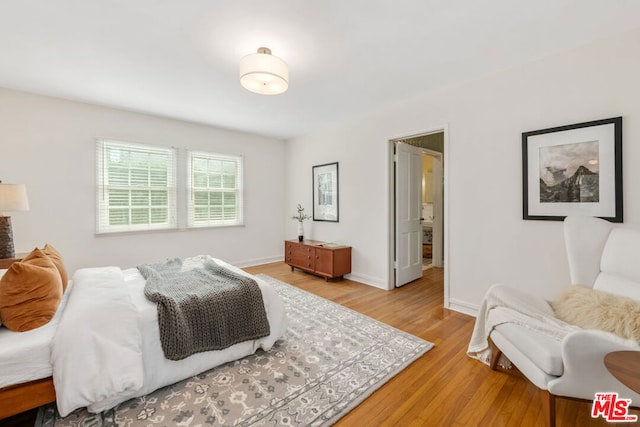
<box><xmin>0</xmin><ymin>256</ymin><xmax>287</xmax><ymax>419</ymax></box>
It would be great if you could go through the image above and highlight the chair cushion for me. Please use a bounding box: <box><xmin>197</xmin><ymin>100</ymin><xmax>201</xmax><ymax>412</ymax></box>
<box><xmin>492</xmin><ymin>322</ymin><xmax>564</xmax><ymax>377</ymax></box>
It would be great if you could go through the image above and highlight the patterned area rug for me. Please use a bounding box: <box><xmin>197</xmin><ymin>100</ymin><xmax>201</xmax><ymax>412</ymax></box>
<box><xmin>36</xmin><ymin>274</ymin><xmax>433</xmax><ymax>426</ymax></box>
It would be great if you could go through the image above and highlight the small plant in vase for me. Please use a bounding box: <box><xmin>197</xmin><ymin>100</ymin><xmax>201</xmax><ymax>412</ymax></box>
<box><xmin>291</xmin><ymin>204</ymin><xmax>311</xmax><ymax>241</ymax></box>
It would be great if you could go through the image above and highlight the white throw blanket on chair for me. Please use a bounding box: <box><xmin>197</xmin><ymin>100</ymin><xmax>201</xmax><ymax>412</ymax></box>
<box><xmin>467</xmin><ymin>284</ymin><xmax>578</xmax><ymax>368</ymax></box>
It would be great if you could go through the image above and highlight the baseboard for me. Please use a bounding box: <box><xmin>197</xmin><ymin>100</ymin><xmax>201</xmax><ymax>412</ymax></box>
<box><xmin>235</xmin><ymin>255</ymin><xmax>284</xmax><ymax>268</ymax></box>
<box><xmin>345</xmin><ymin>272</ymin><xmax>388</xmax><ymax>290</ymax></box>
<box><xmin>447</xmin><ymin>298</ymin><xmax>479</xmax><ymax>317</ymax></box>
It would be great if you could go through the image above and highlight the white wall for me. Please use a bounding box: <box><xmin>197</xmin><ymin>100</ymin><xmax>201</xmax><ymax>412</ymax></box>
<box><xmin>0</xmin><ymin>88</ymin><xmax>286</xmax><ymax>273</ymax></box>
<box><xmin>285</xmin><ymin>27</ymin><xmax>640</xmax><ymax>313</ymax></box>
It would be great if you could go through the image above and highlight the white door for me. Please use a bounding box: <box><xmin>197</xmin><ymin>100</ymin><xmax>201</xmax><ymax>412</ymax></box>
<box><xmin>395</xmin><ymin>142</ymin><xmax>423</xmax><ymax>287</ymax></box>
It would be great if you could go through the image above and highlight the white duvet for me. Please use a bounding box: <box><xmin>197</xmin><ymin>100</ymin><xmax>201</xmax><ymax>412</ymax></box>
<box><xmin>52</xmin><ymin>258</ymin><xmax>287</xmax><ymax>417</ymax></box>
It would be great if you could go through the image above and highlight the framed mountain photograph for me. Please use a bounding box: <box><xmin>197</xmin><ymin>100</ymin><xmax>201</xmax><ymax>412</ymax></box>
<box><xmin>522</xmin><ymin>117</ymin><xmax>622</xmax><ymax>222</ymax></box>
<box><xmin>312</xmin><ymin>162</ymin><xmax>339</xmax><ymax>222</ymax></box>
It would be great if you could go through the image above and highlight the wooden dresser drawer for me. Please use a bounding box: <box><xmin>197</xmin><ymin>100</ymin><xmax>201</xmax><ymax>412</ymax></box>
<box><xmin>284</xmin><ymin>239</ymin><xmax>351</xmax><ymax>281</ymax></box>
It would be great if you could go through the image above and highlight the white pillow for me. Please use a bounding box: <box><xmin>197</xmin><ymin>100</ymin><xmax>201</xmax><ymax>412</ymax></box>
<box><xmin>553</xmin><ymin>285</ymin><xmax>640</xmax><ymax>342</ymax></box>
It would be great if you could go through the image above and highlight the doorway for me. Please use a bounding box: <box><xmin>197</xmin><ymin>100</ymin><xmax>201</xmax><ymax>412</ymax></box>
<box><xmin>388</xmin><ymin>128</ymin><xmax>448</xmax><ymax>299</ymax></box>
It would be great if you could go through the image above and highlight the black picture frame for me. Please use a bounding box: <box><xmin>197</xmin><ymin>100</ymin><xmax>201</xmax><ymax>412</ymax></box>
<box><xmin>522</xmin><ymin>117</ymin><xmax>622</xmax><ymax>222</ymax></box>
<box><xmin>312</xmin><ymin>162</ymin><xmax>339</xmax><ymax>222</ymax></box>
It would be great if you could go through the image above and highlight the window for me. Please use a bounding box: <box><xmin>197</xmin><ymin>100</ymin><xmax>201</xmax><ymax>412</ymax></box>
<box><xmin>96</xmin><ymin>139</ymin><xmax>176</xmax><ymax>233</ymax></box>
<box><xmin>96</xmin><ymin>140</ymin><xmax>242</xmax><ymax>233</ymax></box>
<box><xmin>188</xmin><ymin>151</ymin><xmax>244</xmax><ymax>227</ymax></box>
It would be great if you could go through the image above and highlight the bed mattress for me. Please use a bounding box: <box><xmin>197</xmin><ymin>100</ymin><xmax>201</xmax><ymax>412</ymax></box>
<box><xmin>0</xmin><ymin>269</ymin><xmax>72</xmax><ymax>389</ymax></box>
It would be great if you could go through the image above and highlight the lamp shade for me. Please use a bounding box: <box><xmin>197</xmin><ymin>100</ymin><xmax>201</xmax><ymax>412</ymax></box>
<box><xmin>240</xmin><ymin>47</ymin><xmax>288</xmax><ymax>95</ymax></box>
<box><xmin>0</xmin><ymin>183</ymin><xmax>29</xmax><ymax>214</ymax></box>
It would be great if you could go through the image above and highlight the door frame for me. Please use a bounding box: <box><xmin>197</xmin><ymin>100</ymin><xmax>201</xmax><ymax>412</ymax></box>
<box><xmin>387</xmin><ymin>125</ymin><xmax>450</xmax><ymax>308</ymax></box>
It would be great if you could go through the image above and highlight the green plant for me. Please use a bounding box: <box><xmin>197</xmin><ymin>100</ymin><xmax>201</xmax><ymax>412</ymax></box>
<box><xmin>291</xmin><ymin>203</ymin><xmax>311</xmax><ymax>222</ymax></box>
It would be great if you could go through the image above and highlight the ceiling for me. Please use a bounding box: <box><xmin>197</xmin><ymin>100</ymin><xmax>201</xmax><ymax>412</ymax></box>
<box><xmin>1</xmin><ymin>1</ymin><xmax>639</xmax><ymax>140</ymax></box>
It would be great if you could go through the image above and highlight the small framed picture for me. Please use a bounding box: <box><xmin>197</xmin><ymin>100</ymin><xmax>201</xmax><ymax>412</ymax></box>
<box><xmin>312</xmin><ymin>162</ymin><xmax>339</xmax><ymax>222</ymax></box>
<box><xmin>522</xmin><ymin>117</ymin><xmax>622</xmax><ymax>222</ymax></box>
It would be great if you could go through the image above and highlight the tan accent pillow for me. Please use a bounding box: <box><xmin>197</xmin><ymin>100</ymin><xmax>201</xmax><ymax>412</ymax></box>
<box><xmin>22</xmin><ymin>244</ymin><xmax>68</xmax><ymax>291</ymax></box>
<box><xmin>0</xmin><ymin>248</ymin><xmax>63</xmax><ymax>332</ymax></box>
<box><xmin>552</xmin><ymin>285</ymin><xmax>640</xmax><ymax>342</ymax></box>
<box><xmin>43</xmin><ymin>244</ymin><xmax>68</xmax><ymax>291</ymax></box>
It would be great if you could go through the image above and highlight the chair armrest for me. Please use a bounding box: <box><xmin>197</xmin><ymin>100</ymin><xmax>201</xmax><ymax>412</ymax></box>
<box><xmin>548</xmin><ymin>330</ymin><xmax>640</xmax><ymax>403</ymax></box>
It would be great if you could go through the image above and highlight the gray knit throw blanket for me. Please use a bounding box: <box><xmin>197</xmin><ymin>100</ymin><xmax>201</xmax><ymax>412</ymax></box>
<box><xmin>137</xmin><ymin>256</ymin><xmax>270</xmax><ymax>361</ymax></box>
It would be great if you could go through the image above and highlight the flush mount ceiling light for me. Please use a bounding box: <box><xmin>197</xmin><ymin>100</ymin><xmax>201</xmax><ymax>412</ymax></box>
<box><xmin>239</xmin><ymin>47</ymin><xmax>288</xmax><ymax>95</ymax></box>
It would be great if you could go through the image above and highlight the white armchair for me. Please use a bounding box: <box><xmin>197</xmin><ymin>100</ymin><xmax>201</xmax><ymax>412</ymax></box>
<box><xmin>478</xmin><ymin>216</ymin><xmax>640</xmax><ymax>427</ymax></box>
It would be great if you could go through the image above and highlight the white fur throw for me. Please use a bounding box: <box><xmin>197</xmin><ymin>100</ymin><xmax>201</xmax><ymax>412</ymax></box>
<box><xmin>552</xmin><ymin>285</ymin><xmax>640</xmax><ymax>342</ymax></box>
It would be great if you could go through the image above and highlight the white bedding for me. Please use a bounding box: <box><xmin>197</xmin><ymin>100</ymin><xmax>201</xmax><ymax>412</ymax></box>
<box><xmin>0</xmin><ymin>269</ymin><xmax>73</xmax><ymax>389</ymax></box>
<box><xmin>52</xmin><ymin>258</ymin><xmax>287</xmax><ymax>417</ymax></box>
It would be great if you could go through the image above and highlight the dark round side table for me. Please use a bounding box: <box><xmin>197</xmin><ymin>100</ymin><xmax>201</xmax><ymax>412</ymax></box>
<box><xmin>604</xmin><ymin>350</ymin><xmax>640</xmax><ymax>394</ymax></box>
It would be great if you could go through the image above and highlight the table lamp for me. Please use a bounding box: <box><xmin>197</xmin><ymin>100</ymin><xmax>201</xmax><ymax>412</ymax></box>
<box><xmin>0</xmin><ymin>182</ymin><xmax>29</xmax><ymax>259</ymax></box>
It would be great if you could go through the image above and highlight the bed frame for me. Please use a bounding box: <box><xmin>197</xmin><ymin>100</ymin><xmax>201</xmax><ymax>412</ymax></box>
<box><xmin>0</xmin><ymin>377</ymin><xmax>56</xmax><ymax>419</ymax></box>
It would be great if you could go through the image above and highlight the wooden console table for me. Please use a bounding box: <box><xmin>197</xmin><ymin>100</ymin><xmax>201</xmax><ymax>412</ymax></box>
<box><xmin>284</xmin><ymin>239</ymin><xmax>351</xmax><ymax>281</ymax></box>
<box><xmin>0</xmin><ymin>253</ymin><xmax>27</xmax><ymax>269</ymax></box>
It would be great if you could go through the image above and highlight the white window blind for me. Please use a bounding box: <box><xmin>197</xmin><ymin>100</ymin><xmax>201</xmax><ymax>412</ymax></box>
<box><xmin>188</xmin><ymin>151</ymin><xmax>244</xmax><ymax>227</ymax></box>
<box><xmin>96</xmin><ymin>139</ymin><xmax>177</xmax><ymax>234</ymax></box>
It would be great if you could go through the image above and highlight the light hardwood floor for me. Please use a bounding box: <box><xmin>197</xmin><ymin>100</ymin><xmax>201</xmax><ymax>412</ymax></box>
<box><xmin>245</xmin><ymin>262</ymin><xmax>639</xmax><ymax>427</ymax></box>
<box><xmin>5</xmin><ymin>261</ymin><xmax>637</xmax><ymax>426</ymax></box>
